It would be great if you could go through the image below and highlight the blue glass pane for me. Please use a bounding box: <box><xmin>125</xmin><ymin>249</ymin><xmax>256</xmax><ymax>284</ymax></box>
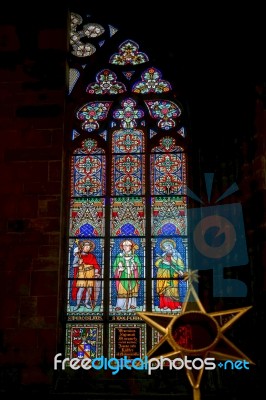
<box><xmin>161</xmin><ymin>223</ymin><xmax>176</xmax><ymax>235</ymax></box>
<box><xmin>120</xmin><ymin>223</ymin><xmax>135</xmax><ymax>236</ymax></box>
<box><xmin>79</xmin><ymin>224</ymin><xmax>94</xmax><ymax>236</ymax></box>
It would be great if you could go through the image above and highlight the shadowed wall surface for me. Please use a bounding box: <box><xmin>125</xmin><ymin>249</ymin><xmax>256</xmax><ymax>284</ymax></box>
<box><xmin>0</xmin><ymin>2</ymin><xmax>265</xmax><ymax>398</ymax></box>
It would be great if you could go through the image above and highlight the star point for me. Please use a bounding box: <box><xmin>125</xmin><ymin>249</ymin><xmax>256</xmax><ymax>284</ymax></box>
<box><xmin>137</xmin><ymin>282</ymin><xmax>254</xmax><ymax>400</ymax></box>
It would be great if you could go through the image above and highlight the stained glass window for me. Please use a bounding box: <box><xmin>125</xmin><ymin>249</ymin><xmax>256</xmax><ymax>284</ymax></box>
<box><xmin>65</xmin><ymin>10</ymin><xmax>189</xmax><ymax>361</ymax></box>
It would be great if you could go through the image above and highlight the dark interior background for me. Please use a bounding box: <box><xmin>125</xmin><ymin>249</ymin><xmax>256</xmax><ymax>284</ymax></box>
<box><xmin>0</xmin><ymin>1</ymin><xmax>265</xmax><ymax>398</ymax></box>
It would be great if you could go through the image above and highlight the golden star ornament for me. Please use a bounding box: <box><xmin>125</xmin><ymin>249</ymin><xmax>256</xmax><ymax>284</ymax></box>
<box><xmin>137</xmin><ymin>271</ymin><xmax>254</xmax><ymax>400</ymax></box>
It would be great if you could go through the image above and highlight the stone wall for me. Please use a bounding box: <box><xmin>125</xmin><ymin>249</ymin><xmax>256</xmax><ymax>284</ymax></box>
<box><xmin>0</xmin><ymin>5</ymin><xmax>67</xmax><ymax>391</ymax></box>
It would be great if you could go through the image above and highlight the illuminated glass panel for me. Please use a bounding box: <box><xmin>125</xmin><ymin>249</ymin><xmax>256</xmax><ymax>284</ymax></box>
<box><xmin>109</xmin><ymin>237</ymin><xmax>145</xmax><ymax>316</ymax></box>
<box><xmin>112</xmin><ymin>129</ymin><xmax>144</xmax><ymax>153</ymax></box>
<box><xmin>109</xmin><ymin>40</ymin><xmax>149</xmax><ymax>65</ymax></box>
<box><xmin>71</xmin><ymin>155</ymin><xmax>105</xmax><ymax>196</ymax></box>
<box><xmin>151</xmin><ymin>237</ymin><xmax>188</xmax><ymax>312</ymax></box>
<box><xmin>132</xmin><ymin>67</ymin><xmax>171</xmax><ymax>94</ymax></box>
<box><xmin>109</xmin><ymin>323</ymin><xmax>146</xmax><ymax>359</ymax></box>
<box><xmin>67</xmin><ymin>24</ymin><xmax>189</xmax><ymax>359</ymax></box>
<box><xmin>72</xmin><ymin>129</ymin><xmax>80</xmax><ymax>140</ymax></box>
<box><xmin>108</xmin><ymin>25</ymin><xmax>118</xmax><ymax>37</ymax></box>
<box><xmin>77</xmin><ymin>101</ymin><xmax>112</xmax><ymax>132</ymax></box>
<box><xmin>178</xmin><ymin>127</ymin><xmax>186</xmax><ymax>137</ymax></box>
<box><xmin>69</xmin><ymin>68</ymin><xmax>80</xmax><ymax>94</ymax></box>
<box><xmin>145</xmin><ymin>100</ymin><xmax>181</xmax><ymax>130</ymax></box>
<box><xmin>99</xmin><ymin>130</ymin><xmax>107</xmax><ymax>141</ymax></box>
<box><xmin>69</xmin><ymin>198</ymin><xmax>105</xmax><ymax>237</ymax></box>
<box><xmin>110</xmin><ymin>197</ymin><xmax>145</xmax><ymax>236</ymax></box>
<box><xmin>82</xmin><ymin>23</ymin><xmax>105</xmax><ymax>38</ymax></box>
<box><xmin>73</xmin><ymin>138</ymin><xmax>104</xmax><ymax>154</ymax></box>
<box><xmin>151</xmin><ymin>137</ymin><xmax>186</xmax><ymax>195</ymax></box>
<box><xmin>150</xmin><ymin>129</ymin><xmax>157</xmax><ymax>138</ymax></box>
<box><xmin>122</xmin><ymin>71</ymin><xmax>135</xmax><ymax>80</ymax></box>
<box><xmin>112</xmin><ymin>129</ymin><xmax>145</xmax><ymax>196</ymax></box>
<box><xmin>71</xmin><ymin>41</ymin><xmax>96</xmax><ymax>58</ymax></box>
<box><xmin>71</xmin><ymin>139</ymin><xmax>105</xmax><ymax>197</ymax></box>
<box><xmin>112</xmin><ymin>154</ymin><xmax>144</xmax><ymax>196</ymax></box>
<box><xmin>151</xmin><ymin>153</ymin><xmax>184</xmax><ymax>195</ymax></box>
<box><xmin>86</xmin><ymin>69</ymin><xmax>126</xmax><ymax>95</ymax></box>
<box><xmin>151</xmin><ymin>197</ymin><xmax>187</xmax><ymax>236</ymax></box>
<box><xmin>151</xmin><ymin>134</ymin><xmax>188</xmax><ymax>313</ymax></box>
<box><xmin>70</xmin><ymin>13</ymin><xmax>104</xmax><ymax>58</ymax></box>
<box><xmin>152</xmin><ymin>136</ymin><xmax>183</xmax><ymax>153</ymax></box>
<box><xmin>65</xmin><ymin>324</ymin><xmax>103</xmax><ymax>359</ymax></box>
<box><xmin>67</xmin><ymin>238</ymin><xmax>104</xmax><ymax>317</ymax></box>
<box><xmin>152</xmin><ymin>328</ymin><xmax>163</xmax><ymax>348</ymax></box>
<box><xmin>113</xmin><ymin>98</ymin><xmax>144</xmax><ymax>128</ymax></box>
<box><xmin>68</xmin><ymin>131</ymin><xmax>106</xmax><ymax>324</ymax></box>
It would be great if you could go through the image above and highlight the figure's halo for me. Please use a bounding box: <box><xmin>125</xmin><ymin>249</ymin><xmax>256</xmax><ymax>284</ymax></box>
<box><xmin>160</xmin><ymin>238</ymin><xmax>176</xmax><ymax>250</ymax></box>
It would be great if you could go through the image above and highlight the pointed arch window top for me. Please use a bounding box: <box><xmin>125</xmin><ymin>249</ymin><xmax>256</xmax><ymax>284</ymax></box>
<box><xmin>74</xmin><ymin>138</ymin><xmax>105</xmax><ymax>154</ymax></box>
<box><xmin>113</xmin><ymin>98</ymin><xmax>144</xmax><ymax>128</ymax></box>
<box><xmin>109</xmin><ymin>40</ymin><xmax>149</xmax><ymax>65</ymax></box>
<box><xmin>86</xmin><ymin>69</ymin><xmax>126</xmax><ymax>95</ymax></box>
<box><xmin>132</xmin><ymin>67</ymin><xmax>172</xmax><ymax>94</ymax></box>
<box><xmin>145</xmin><ymin>100</ymin><xmax>181</xmax><ymax>130</ymax></box>
<box><xmin>77</xmin><ymin>101</ymin><xmax>113</xmax><ymax>132</ymax></box>
<box><xmin>112</xmin><ymin>129</ymin><xmax>144</xmax><ymax>153</ymax></box>
<box><xmin>152</xmin><ymin>137</ymin><xmax>183</xmax><ymax>153</ymax></box>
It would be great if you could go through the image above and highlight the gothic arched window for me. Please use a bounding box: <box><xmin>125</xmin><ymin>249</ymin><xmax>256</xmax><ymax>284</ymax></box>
<box><xmin>64</xmin><ymin>11</ymin><xmax>189</xmax><ymax>361</ymax></box>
